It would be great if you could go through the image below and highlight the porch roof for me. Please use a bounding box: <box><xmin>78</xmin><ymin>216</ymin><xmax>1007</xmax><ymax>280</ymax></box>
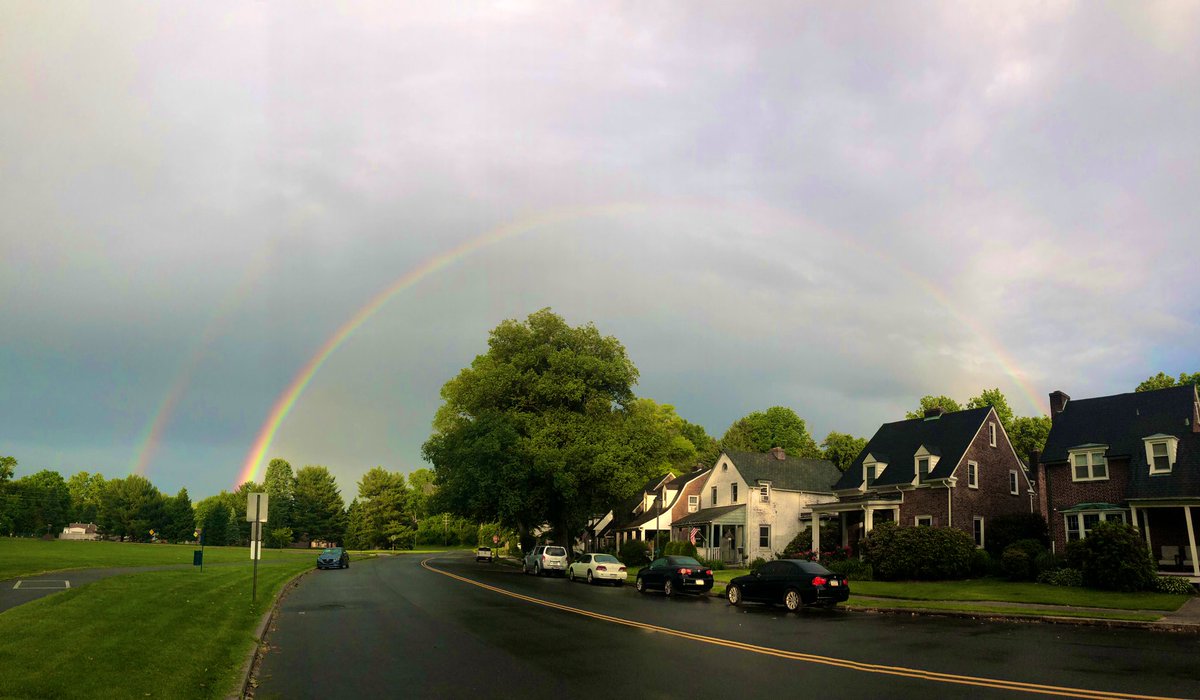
<box><xmin>673</xmin><ymin>504</ymin><xmax>745</xmax><ymax>526</ymax></box>
<box><xmin>1059</xmin><ymin>502</ymin><xmax>1125</xmax><ymax>514</ymax></box>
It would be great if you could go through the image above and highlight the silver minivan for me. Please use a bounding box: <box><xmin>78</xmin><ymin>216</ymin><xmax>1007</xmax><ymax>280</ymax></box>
<box><xmin>523</xmin><ymin>545</ymin><xmax>568</xmax><ymax>576</ymax></box>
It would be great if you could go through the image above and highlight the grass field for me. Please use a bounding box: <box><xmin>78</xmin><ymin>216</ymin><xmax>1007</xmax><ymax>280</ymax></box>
<box><xmin>0</xmin><ymin>538</ymin><xmax>316</xmax><ymax>579</ymax></box>
<box><xmin>843</xmin><ymin>597</ymin><xmax>1164</xmax><ymax>622</ymax></box>
<box><xmin>847</xmin><ymin>579</ymin><xmax>1189</xmax><ymax>611</ymax></box>
<box><xmin>0</xmin><ymin>558</ymin><xmax>314</xmax><ymax>699</ymax></box>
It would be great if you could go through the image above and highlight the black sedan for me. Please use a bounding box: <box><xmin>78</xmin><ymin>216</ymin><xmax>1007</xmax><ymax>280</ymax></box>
<box><xmin>316</xmin><ymin>547</ymin><xmax>350</xmax><ymax>570</ymax></box>
<box><xmin>635</xmin><ymin>555</ymin><xmax>714</xmax><ymax>597</ymax></box>
<box><xmin>725</xmin><ymin>559</ymin><xmax>849</xmax><ymax>611</ymax></box>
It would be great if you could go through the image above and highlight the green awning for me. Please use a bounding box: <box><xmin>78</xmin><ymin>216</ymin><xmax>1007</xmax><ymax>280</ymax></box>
<box><xmin>1059</xmin><ymin>502</ymin><xmax>1124</xmax><ymax>514</ymax></box>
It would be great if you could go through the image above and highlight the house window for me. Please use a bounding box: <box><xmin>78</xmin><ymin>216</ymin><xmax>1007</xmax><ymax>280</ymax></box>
<box><xmin>1064</xmin><ymin>511</ymin><xmax>1127</xmax><ymax>541</ymax></box>
<box><xmin>1070</xmin><ymin>449</ymin><xmax>1108</xmax><ymax>481</ymax></box>
<box><xmin>973</xmin><ymin>517</ymin><xmax>984</xmax><ymax>548</ymax></box>
<box><xmin>1151</xmin><ymin>442</ymin><xmax>1170</xmax><ymax>473</ymax></box>
<box><xmin>917</xmin><ymin>457</ymin><xmax>930</xmax><ymax>483</ymax></box>
<box><xmin>758</xmin><ymin>525</ymin><xmax>770</xmax><ymax>548</ymax></box>
<box><xmin>1009</xmin><ymin>470</ymin><xmax>1019</xmax><ymax>495</ymax></box>
<box><xmin>915</xmin><ymin>515</ymin><xmax>933</xmax><ymax>527</ymax></box>
<box><xmin>865</xmin><ymin>463</ymin><xmax>877</xmax><ymax>487</ymax></box>
<box><xmin>731</xmin><ymin>483</ymin><xmax>739</xmax><ymax>503</ymax></box>
<box><xmin>711</xmin><ymin>486</ymin><xmax>717</xmax><ymax>506</ymax></box>
<box><xmin>967</xmin><ymin>461</ymin><xmax>978</xmax><ymax>489</ymax></box>
<box><xmin>688</xmin><ymin>495</ymin><xmax>699</xmax><ymax>513</ymax></box>
<box><xmin>989</xmin><ymin>422</ymin><xmax>997</xmax><ymax>447</ymax></box>
<box><xmin>759</xmin><ymin>486</ymin><xmax>769</xmax><ymax>503</ymax></box>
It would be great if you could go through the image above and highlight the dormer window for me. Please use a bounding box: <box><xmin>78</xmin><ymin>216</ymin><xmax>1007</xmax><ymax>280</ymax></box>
<box><xmin>1144</xmin><ymin>435</ymin><xmax>1178</xmax><ymax>475</ymax></box>
<box><xmin>917</xmin><ymin>457</ymin><xmax>930</xmax><ymax>483</ymax></box>
<box><xmin>865</xmin><ymin>463</ymin><xmax>877</xmax><ymax>487</ymax></box>
<box><xmin>861</xmin><ymin>454</ymin><xmax>887</xmax><ymax>490</ymax></box>
<box><xmin>913</xmin><ymin>447</ymin><xmax>939</xmax><ymax>485</ymax></box>
<box><xmin>1069</xmin><ymin>446</ymin><xmax>1108</xmax><ymax>482</ymax></box>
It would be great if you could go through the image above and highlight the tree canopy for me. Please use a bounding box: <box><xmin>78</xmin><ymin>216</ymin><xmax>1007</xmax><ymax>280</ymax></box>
<box><xmin>720</xmin><ymin>406</ymin><xmax>821</xmax><ymax>458</ymax></box>
<box><xmin>423</xmin><ymin>308</ymin><xmax>671</xmax><ymax>548</ymax></box>
<box><xmin>820</xmin><ymin>431</ymin><xmax>868</xmax><ymax>472</ymax></box>
<box><xmin>1136</xmin><ymin>371</ymin><xmax>1200</xmax><ymax>392</ymax></box>
<box><xmin>905</xmin><ymin>395</ymin><xmax>963</xmax><ymax>420</ymax></box>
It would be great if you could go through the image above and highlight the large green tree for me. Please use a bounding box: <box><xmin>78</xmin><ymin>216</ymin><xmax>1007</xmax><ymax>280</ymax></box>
<box><xmin>16</xmin><ymin>470</ymin><xmax>72</xmax><ymax>535</ymax></box>
<box><xmin>966</xmin><ymin>388</ymin><xmax>1015</xmax><ymax>432</ymax></box>
<box><xmin>98</xmin><ymin>475</ymin><xmax>165</xmax><ymax>541</ymax></box>
<box><xmin>905</xmin><ymin>395</ymin><xmax>963</xmax><ymax>419</ymax></box>
<box><xmin>1136</xmin><ymin>371</ymin><xmax>1200</xmax><ymax>392</ymax></box>
<box><xmin>0</xmin><ymin>456</ymin><xmax>17</xmax><ymax>534</ymax></box>
<box><xmin>1009</xmin><ymin>415</ymin><xmax>1052</xmax><ymax>465</ymax></box>
<box><xmin>679</xmin><ymin>418</ymin><xmax>720</xmax><ymax>466</ymax></box>
<box><xmin>423</xmin><ymin>308</ymin><xmax>660</xmax><ymax>549</ymax></box>
<box><xmin>263</xmin><ymin>458</ymin><xmax>297</xmax><ymax>538</ymax></box>
<box><xmin>292</xmin><ymin>466</ymin><xmax>346</xmax><ymax>544</ymax></box>
<box><xmin>821</xmin><ymin>431</ymin><xmax>868</xmax><ymax>472</ymax></box>
<box><xmin>163</xmin><ymin>488</ymin><xmax>194</xmax><ymax>542</ymax></box>
<box><xmin>66</xmin><ymin>471</ymin><xmax>106</xmax><ymax>524</ymax></box>
<box><xmin>720</xmin><ymin>406</ymin><xmax>821</xmax><ymax>458</ymax></box>
<box><xmin>350</xmin><ymin>467</ymin><xmax>410</xmax><ymax>549</ymax></box>
<box><xmin>405</xmin><ymin>468</ymin><xmax>436</xmax><ymax>520</ymax></box>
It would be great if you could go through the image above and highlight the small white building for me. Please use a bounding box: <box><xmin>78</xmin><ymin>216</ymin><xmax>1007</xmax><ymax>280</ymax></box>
<box><xmin>674</xmin><ymin>448</ymin><xmax>841</xmax><ymax>564</ymax></box>
<box><xmin>60</xmin><ymin>522</ymin><xmax>100</xmax><ymax>540</ymax></box>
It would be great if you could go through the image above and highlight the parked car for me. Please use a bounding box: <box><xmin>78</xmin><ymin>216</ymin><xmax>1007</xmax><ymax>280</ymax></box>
<box><xmin>475</xmin><ymin>546</ymin><xmax>494</xmax><ymax>562</ymax></box>
<box><xmin>635</xmin><ymin>555</ymin><xmax>713</xmax><ymax>596</ymax></box>
<box><xmin>725</xmin><ymin>559</ymin><xmax>849</xmax><ymax>611</ymax></box>
<box><xmin>523</xmin><ymin>545</ymin><xmax>569</xmax><ymax>576</ymax></box>
<box><xmin>567</xmin><ymin>553</ymin><xmax>627</xmax><ymax>585</ymax></box>
<box><xmin>316</xmin><ymin>547</ymin><xmax>350</xmax><ymax>570</ymax></box>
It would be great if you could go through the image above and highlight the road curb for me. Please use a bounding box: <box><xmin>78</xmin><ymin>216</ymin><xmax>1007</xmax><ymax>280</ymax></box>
<box><xmin>845</xmin><ymin>603</ymin><xmax>1200</xmax><ymax>633</ymax></box>
<box><xmin>230</xmin><ymin>566</ymin><xmax>317</xmax><ymax>700</ymax></box>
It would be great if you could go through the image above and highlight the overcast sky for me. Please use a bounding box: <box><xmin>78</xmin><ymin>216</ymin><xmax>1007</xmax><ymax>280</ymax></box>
<box><xmin>3</xmin><ymin>2</ymin><xmax>1198</xmax><ymax>499</ymax></box>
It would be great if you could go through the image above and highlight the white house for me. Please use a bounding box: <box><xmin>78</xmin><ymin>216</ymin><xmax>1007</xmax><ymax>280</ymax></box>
<box><xmin>60</xmin><ymin>522</ymin><xmax>100</xmax><ymax>541</ymax></box>
<box><xmin>672</xmin><ymin>448</ymin><xmax>841</xmax><ymax>564</ymax></box>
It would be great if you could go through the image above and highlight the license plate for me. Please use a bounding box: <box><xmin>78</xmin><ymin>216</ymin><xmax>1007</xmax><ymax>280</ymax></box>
<box><xmin>829</xmin><ymin>580</ymin><xmax>840</xmax><ymax>586</ymax></box>
<box><xmin>693</xmin><ymin>579</ymin><xmax>705</xmax><ymax>585</ymax></box>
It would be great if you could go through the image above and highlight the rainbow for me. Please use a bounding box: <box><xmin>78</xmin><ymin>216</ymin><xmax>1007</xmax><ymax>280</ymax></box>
<box><xmin>235</xmin><ymin>201</ymin><xmax>1047</xmax><ymax>487</ymax></box>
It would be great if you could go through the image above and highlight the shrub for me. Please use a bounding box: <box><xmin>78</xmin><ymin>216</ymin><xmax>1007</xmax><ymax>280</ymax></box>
<box><xmin>1076</xmin><ymin>521</ymin><xmax>1156</xmax><ymax>591</ymax></box>
<box><xmin>619</xmin><ymin>539</ymin><xmax>652</xmax><ymax>566</ymax></box>
<box><xmin>825</xmin><ymin>557</ymin><xmax>872</xmax><ymax>581</ymax></box>
<box><xmin>985</xmin><ymin>513</ymin><xmax>1049</xmax><ymax>558</ymax></box>
<box><xmin>1034</xmin><ymin>550</ymin><xmax>1065</xmax><ymax>577</ymax></box>
<box><xmin>969</xmin><ymin>548</ymin><xmax>992</xmax><ymax>578</ymax></box>
<box><xmin>1001</xmin><ymin>539</ymin><xmax>1047</xmax><ymax>581</ymax></box>
<box><xmin>1037</xmin><ymin>567</ymin><xmax>1083</xmax><ymax>587</ymax></box>
<box><xmin>1154</xmin><ymin>576</ymin><xmax>1197</xmax><ymax>595</ymax></box>
<box><xmin>749</xmin><ymin>557</ymin><xmax>768</xmax><ymax>572</ymax></box>
<box><xmin>860</xmin><ymin>522</ymin><xmax>975</xmax><ymax>581</ymax></box>
<box><xmin>698</xmin><ymin>557</ymin><xmax>725</xmax><ymax>570</ymax></box>
<box><xmin>663</xmin><ymin>541</ymin><xmax>698</xmax><ymax>557</ymax></box>
<box><xmin>1064</xmin><ymin>539</ymin><xmax>1087</xmax><ymax>570</ymax></box>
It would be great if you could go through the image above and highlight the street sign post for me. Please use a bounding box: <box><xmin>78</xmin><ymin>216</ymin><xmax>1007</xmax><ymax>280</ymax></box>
<box><xmin>246</xmin><ymin>493</ymin><xmax>268</xmax><ymax>601</ymax></box>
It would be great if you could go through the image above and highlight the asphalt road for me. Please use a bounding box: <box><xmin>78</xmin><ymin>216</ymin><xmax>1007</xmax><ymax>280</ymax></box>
<box><xmin>255</xmin><ymin>553</ymin><xmax>1200</xmax><ymax>699</ymax></box>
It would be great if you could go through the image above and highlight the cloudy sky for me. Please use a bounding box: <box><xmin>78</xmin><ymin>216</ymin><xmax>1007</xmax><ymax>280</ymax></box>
<box><xmin>3</xmin><ymin>2</ymin><xmax>1198</xmax><ymax>499</ymax></box>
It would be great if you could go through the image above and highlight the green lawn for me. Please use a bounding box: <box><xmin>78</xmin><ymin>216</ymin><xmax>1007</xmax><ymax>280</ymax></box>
<box><xmin>0</xmin><ymin>558</ymin><xmax>313</xmax><ymax>699</ymax></box>
<box><xmin>844</xmin><ymin>597</ymin><xmax>1163</xmax><ymax>622</ymax></box>
<box><xmin>0</xmin><ymin>538</ymin><xmax>317</xmax><ymax>579</ymax></box>
<box><xmin>848</xmin><ymin>579</ymin><xmax>1189</xmax><ymax>612</ymax></box>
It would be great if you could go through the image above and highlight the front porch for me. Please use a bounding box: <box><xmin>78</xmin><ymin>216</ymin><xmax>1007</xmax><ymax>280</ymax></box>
<box><xmin>1130</xmin><ymin>500</ymin><xmax>1200</xmax><ymax>582</ymax></box>
<box><xmin>672</xmin><ymin>504</ymin><xmax>746</xmax><ymax>565</ymax></box>
<box><xmin>809</xmin><ymin>497</ymin><xmax>902</xmax><ymax>557</ymax></box>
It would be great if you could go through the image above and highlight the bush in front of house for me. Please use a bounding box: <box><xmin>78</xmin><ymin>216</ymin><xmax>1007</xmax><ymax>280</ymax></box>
<box><xmin>619</xmin><ymin>539</ymin><xmax>652</xmax><ymax>566</ymax></box>
<box><xmin>662</xmin><ymin>541</ymin><xmax>698</xmax><ymax>557</ymax></box>
<box><xmin>750</xmin><ymin>557</ymin><xmax>768</xmax><ymax>572</ymax></box>
<box><xmin>985</xmin><ymin>512</ymin><xmax>1049</xmax><ymax>558</ymax></box>
<box><xmin>860</xmin><ymin>522</ymin><xmax>975</xmax><ymax>581</ymax></box>
<box><xmin>1001</xmin><ymin>539</ymin><xmax>1047</xmax><ymax>581</ymax></box>
<box><xmin>698</xmin><ymin>557</ymin><xmax>725</xmax><ymax>570</ymax></box>
<box><xmin>1037</xmin><ymin>567</ymin><xmax>1083</xmax><ymax>587</ymax></box>
<box><xmin>1154</xmin><ymin>576</ymin><xmax>1197</xmax><ymax>595</ymax></box>
<box><xmin>969</xmin><ymin>548</ymin><xmax>992</xmax><ymax>578</ymax></box>
<box><xmin>825</xmin><ymin>557</ymin><xmax>872</xmax><ymax>581</ymax></box>
<box><xmin>1075</xmin><ymin>521</ymin><xmax>1157</xmax><ymax>591</ymax></box>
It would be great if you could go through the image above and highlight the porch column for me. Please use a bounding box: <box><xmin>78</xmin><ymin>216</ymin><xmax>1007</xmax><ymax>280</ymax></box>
<box><xmin>840</xmin><ymin>512</ymin><xmax>848</xmax><ymax>547</ymax></box>
<box><xmin>864</xmin><ymin>507</ymin><xmax>874</xmax><ymax>536</ymax></box>
<box><xmin>1185</xmin><ymin>506</ymin><xmax>1200</xmax><ymax>578</ymax></box>
<box><xmin>812</xmin><ymin>514</ymin><xmax>821</xmax><ymax>558</ymax></box>
<box><xmin>1142</xmin><ymin>509</ymin><xmax>1153</xmax><ymax>549</ymax></box>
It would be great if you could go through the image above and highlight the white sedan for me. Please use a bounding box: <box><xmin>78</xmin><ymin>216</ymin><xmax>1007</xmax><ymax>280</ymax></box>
<box><xmin>567</xmin><ymin>553</ymin><xmax>627</xmax><ymax>585</ymax></box>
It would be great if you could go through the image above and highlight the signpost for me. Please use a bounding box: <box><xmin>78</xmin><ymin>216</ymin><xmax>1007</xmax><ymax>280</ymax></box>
<box><xmin>246</xmin><ymin>493</ymin><xmax>269</xmax><ymax>601</ymax></box>
<box><xmin>194</xmin><ymin>528</ymin><xmax>204</xmax><ymax>571</ymax></box>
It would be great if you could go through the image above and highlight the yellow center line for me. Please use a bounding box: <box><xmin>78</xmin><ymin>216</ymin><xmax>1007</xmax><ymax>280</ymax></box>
<box><xmin>421</xmin><ymin>557</ymin><xmax>1186</xmax><ymax>700</ymax></box>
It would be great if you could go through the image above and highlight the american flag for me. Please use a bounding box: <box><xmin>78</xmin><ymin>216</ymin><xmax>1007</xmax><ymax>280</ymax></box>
<box><xmin>688</xmin><ymin>527</ymin><xmax>700</xmax><ymax>545</ymax></box>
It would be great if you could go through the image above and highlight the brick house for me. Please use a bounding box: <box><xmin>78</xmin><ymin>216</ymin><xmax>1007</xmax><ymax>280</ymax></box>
<box><xmin>594</xmin><ymin>468</ymin><xmax>711</xmax><ymax>551</ymax></box>
<box><xmin>1035</xmin><ymin>385</ymin><xmax>1200</xmax><ymax>579</ymax></box>
<box><xmin>812</xmin><ymin>406</ymin><xmax>1037</xmax><ymax>554</ymax></box>
<box><xmin>672</xmin><ymin>448</ymin><xmax>841</xmax><ymax>564</ymax></box>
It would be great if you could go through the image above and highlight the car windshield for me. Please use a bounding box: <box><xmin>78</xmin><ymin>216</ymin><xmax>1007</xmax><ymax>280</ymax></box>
<box><xmin>322</xmin><ymin>548</ymin><xmax>342</xmax><ymax>555</ymax></box>
<box><xmin>594</xmin><ymin>554</ymin><xmax>619</xmax><ymax>563</ymax></box>
<box><xmin>667</xmin><ymin>556</ymin><xmax>702</xmax><ymax>567</ymax></box>
<box><xmin>791</xmin><ymin>560</ymin><xmax>832</xmax><ymax>575</ymax></box>
<box><xmin>545</xmin><ymin>547</ymin><xmax>566</xmax><ymax>556</ymax></box>
<box><xmin>478</xmin><ymin>547</ymin><xmax>490</xmax><ymax>551</ymax></box>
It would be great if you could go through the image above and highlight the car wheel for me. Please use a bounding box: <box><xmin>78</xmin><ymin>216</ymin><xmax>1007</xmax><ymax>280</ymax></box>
<box><xmin>568</xmin><ymin>568</ymin><xmax>575</xmax><ymax>582</ymax></box>
<box><xmin>586</xmin><ymin>570</ymin><xmax>594</xmax><ymax>584</ymax></box>
<box><xmin>535</xmin><ymin>564</ymin><xmax>542</xmax><ymax>576</ymax></box>
<box><xmin>635</xmin><ymin>577</ymin><xmax>646</xmax><ymax>594</ymax></box>
<box><xmin>664</xmin><ymin>579</ymin><xmax>675</xmax><ymax>597</ymax></box>
<box><xmin>727</xmin><ymin>584</ymin><xmax>743</xmax><ymax>606</ymax></box>
<box><xmin>784</xmin><ymin>588</ymin><xmax>802</xmax><ymax>612</ymax></box>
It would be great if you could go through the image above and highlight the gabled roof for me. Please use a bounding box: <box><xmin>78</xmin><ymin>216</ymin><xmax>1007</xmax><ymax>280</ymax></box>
<box><xmin>673</xmin><ymin>504</ymin><xmax>746</xmax><ymax>526</ymax></box>
<box><xmin>832</xmin><ymin>406</ymin><xmax>993</xmax><ymax>490</ymax></box>
<box><xmin>1041</xmin><ymin>385</ymin><xmax>1200</xmax><ymax>499</ymax></box>
<box><xmin>724</xmin><ymin>450</ymin><xmax>841</xmax><ymax>493</ymax></box>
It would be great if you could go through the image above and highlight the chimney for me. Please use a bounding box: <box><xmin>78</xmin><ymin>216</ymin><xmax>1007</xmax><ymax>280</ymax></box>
<box><xmin>923</xmin><ymin>407</ymin><xmax>946</xmax><ymax>419</ymax></box>
<box><xmin>769</xmin><ymin>446</ymin><xmax>786</xmax><ymax>460</ymax></box>
<box><xmin>1049</xmin><ymin>391</ymin><xmax>1070</xmax><ymax>423</ymax></box>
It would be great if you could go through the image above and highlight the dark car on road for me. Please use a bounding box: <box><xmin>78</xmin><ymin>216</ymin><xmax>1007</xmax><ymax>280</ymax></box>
<box><xmin>725</xmin><ymin>559</ymin><xmax>849</xmax><ymax>611</ymax></box>
<box><xmin>635</xmin><ymin>555</ymin><xmax>713</xmax><ymax>597</ymax></box>
<box><xmin>316</xmin><ymin>547</ymin><xmax>350</xmax><ymax>570</ymax></box>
